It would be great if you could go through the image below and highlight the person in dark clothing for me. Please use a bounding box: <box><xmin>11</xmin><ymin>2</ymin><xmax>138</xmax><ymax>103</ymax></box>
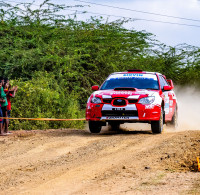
<box><xmin>4</xmin><ymin>78</ymin><xmax>18</xmax><ymax>133</ymax></box>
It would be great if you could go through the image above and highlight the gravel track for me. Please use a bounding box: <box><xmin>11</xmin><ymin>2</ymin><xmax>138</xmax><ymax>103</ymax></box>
<box><xmin>0</xmin><ymin>127</ymin><xmax>200</xmax><ymax>195</ymax></box>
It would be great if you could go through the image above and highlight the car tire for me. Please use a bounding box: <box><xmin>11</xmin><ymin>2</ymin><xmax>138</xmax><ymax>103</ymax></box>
<box><xmin>151</xmin><ymin>107</ymin><xmax>164</xmax><ymax>134</ymax></box>
<box><xmin>89</xmin><ymin>121</ymin><xmax>102</xmax><ymax>133</ymax></box>
<box><xmin>168</xmin><ymin>106</ymin><xmax>178</xmax><ymax>129</ymax></box>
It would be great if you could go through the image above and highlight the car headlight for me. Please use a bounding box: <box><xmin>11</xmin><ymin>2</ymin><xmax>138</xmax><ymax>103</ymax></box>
<box><xmin>91</xmin><ymin>96</ymin><xmax>102</xmax><ymax>104</ymax></box>
<box><xmin>138</xmin><ymin>96</ymin><xmax>155</xmax><ymax>104</ymax></box>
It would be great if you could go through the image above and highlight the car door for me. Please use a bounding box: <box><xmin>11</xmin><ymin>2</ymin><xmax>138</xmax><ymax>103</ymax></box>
<box><xmin>159</xmin><ymin>76</ymin><xmax>175</xmax><ymax>121</ymax></box>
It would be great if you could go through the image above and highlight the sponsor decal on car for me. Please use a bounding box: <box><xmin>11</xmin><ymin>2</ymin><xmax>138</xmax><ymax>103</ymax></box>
<box><xmin>145</xmin><ymin>105</ymin><xmax>154</xmax><ymax>109</ymax></box>
<box><xmin>163</xmin><ymin>92</ymin><xmax>170</xmax><ymax>114</ymax></box>
<box><xmin>101</xmin><ymin>116</ymin><xmax>139</xmax><ymax>120</ymax></box>
<box><xmin>111</xmin><ymin>91</ymin><xmax>132</xmax><ymax>95</ymax></box>
<box><xmin>107</xmin><ymin>73</ymin><xmax>157</xmax><ymax>80</ymax></box>
<box><xmin>123</xmin><ymin>73</ymin><xmax>143</xmax><ymax>77</ymax></box>
<box><xmin>170</xmin><ymin>100</ymin><xmax>173</xmax><ymax>107</ymax></box>
<box><xmin>107</xmin><ymin>116</ymin><xmax>130</xmax><ymax>119</ymax></box>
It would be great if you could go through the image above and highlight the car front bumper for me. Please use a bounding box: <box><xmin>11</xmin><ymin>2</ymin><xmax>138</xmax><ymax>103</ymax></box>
<box><xmin>86</xmin><ymin>103</ymin><xmax>161</xmax><ymax>122</ymax></box>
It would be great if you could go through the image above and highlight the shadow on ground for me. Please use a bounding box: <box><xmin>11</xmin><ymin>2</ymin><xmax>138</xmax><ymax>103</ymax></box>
<box><xmin>40</xmin><ymin>128</ymin><xmax>153</xmax><ymax>138</ymax></box>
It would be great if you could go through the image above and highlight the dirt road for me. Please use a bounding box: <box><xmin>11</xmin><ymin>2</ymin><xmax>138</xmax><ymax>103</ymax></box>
<box><xmin>0</xmin><ymin>126</ymin><xmax>200</xmax><ymax>195</ymax></box>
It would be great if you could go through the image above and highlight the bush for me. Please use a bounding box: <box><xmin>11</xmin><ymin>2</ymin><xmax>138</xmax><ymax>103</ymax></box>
<box><xmin>9</xmin><ymin>72</ymin><xmax>85</xmax><ymax>130</ymax></box>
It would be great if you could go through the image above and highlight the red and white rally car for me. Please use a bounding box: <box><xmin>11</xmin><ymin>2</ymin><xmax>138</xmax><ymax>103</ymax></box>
<box><xmin>86</xmin><ymin>69</ymin><xmax>178</xmax><ymax>134</ymax></box>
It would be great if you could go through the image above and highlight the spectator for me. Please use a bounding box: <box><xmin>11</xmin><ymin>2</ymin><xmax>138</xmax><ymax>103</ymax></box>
<box><xmin>0</xmin><ymin>77</ymin><xmax>8</xmax><ymax>134</ymax></box>
<box><xmin>4</xmin><ymin>78</ymin><xmax>18</xmax><ymax>132</ymax></box>
<box><xmin>0</xmin><ymin>78</ymin><xmax>7</xmax><ymax>136</ymax></box>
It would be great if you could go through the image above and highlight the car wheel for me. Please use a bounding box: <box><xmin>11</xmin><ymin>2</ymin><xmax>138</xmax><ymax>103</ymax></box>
<box><xmin>168</xmin><ymin>106</ymin><xmax>178</xmax><ymax>129</ymax></box>
<box><xmin>151</xmin><ymin>107</ymin><xmax>164</xmax><ymax>134</ymax></box>
<box><xmin>89</xmin><ymin>121</ymin><xmax>102</xmax><ymax>133</ymax></box>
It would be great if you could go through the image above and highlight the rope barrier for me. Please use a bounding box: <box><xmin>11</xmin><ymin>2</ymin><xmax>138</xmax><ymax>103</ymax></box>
<box><xmin>1</xmin><ymin>117</ymin><xmax>86</xmax><ymax>121</ymax></box>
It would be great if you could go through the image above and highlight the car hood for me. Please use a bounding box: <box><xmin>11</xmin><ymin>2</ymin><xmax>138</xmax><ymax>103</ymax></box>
<box><xmin>93</xmin><ymin>89</ymin><xmax>159</xmax><ymax>99</ymax></box>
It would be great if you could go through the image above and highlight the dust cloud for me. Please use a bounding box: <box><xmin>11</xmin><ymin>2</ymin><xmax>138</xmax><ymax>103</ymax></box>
<box><xmin>175</xmin><ymin>86</ymin><xmax>200</xmax><ymax>131</ymax></box>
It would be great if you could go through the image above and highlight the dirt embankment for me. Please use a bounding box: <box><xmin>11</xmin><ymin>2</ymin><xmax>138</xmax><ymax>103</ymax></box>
<box><xmin>0</xmin><ymin>128</ymin><xmax>200</xmax><ymax>195</ymax></box>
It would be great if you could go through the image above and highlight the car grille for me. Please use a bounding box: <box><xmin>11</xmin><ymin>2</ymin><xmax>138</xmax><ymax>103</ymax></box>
<box><xmin>102</xmin><ymin>110</ymin><xmax>138</xmax><ymax>117</ymax></box>
<box><xmin>113</xmin><ymin>99</ymin><xmax>126</xmax><ymax>106</ymax></box>
<box><xmin>103</xmin><ymin>99</ymin><xmax>138</xmax><ymax>104</ymax></box>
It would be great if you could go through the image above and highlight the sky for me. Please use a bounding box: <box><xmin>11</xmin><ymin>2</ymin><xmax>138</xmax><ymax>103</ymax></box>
<box><xmin>7</xmin><ymin>0</ymin><xmax>200</xmax><ymax>47</ymax></box>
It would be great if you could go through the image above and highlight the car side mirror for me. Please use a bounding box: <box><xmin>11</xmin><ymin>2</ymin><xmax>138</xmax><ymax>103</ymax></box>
<box><xmin>163</xmin><ymin>86</ymin><xmax>172</xmax><ymax>91</ymax></box>
<box><xmin>167</xmin><ymin>79</ymin><xmax>174</xmax><ymax>89</ymax></box>
<box><xmin>91</xmin><ymin>85</ymin><xmax>99</xmax><ymax>91</ymax></box>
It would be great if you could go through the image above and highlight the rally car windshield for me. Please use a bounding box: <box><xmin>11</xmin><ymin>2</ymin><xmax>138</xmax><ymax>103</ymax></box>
<box><xmin>100</xmin><ymin>73</ymin><xmax>159</xmax><ymax>90</ymax></box>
